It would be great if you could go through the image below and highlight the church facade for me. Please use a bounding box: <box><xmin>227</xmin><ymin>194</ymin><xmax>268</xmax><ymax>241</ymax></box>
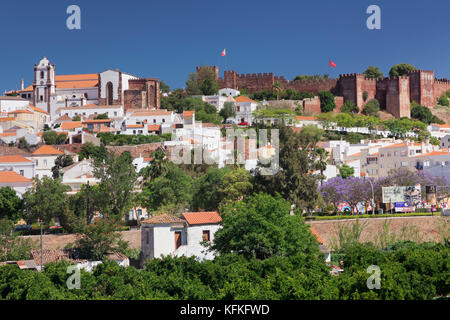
<box><xmin>12</xmin><ymin>57</ymin><xmax>160</xmax><ymax>119</ymax></box>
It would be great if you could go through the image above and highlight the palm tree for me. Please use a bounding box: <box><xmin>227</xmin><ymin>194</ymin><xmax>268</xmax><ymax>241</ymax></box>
<box><xmin>314</xmin><ymin>148</ymin><xmax>329</xmax><ymax>186</ymax></box>
<box><xmin>272</xmin><ymin>81</ymin><xmax>282</xmax><ymax>100</ymax></box>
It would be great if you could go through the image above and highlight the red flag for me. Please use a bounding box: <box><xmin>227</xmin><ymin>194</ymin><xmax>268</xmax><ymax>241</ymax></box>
<box><xmin>221</xmin><ymin>49</ymin><xmax>226</xmax><ymax>56</ymax></box>
<box><xmin>329</xmin><ymin>59</ymin><xmax>336</xmax><ymax>68</ymax></box>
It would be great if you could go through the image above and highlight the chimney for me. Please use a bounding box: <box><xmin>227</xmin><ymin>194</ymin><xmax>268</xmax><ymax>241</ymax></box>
<box><xmin>21</xmin><ymin>78</ymin><xmax>24</xmax><ymax>90</ymax></box>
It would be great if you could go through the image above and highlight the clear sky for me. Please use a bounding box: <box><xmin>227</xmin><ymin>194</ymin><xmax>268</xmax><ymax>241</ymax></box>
<box><xmin>0</xmin><ymin>0</ymin><xmax>449</xmax><ymax>92</ymax></box>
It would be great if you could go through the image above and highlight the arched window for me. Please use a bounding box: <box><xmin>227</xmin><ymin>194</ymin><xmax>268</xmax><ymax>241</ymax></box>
<box><xmin>40</xmin><ymin>71</ymin><xmax>44</xmax><ymax>79</ymax></box>
<box><xmin>106</xmin><ymin>82</ymin><xmax>113</xmax><ymax>105</ymax></box>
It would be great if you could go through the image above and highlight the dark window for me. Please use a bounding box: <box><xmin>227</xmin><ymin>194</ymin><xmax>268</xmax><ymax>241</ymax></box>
<box><xmin>202</xmin><ymin>230</ymin><xmax>210</xmax><ymax>242</ymax></box>
<box><xmin>175</xmin><ymin>231</ymin><xmax>182</xmax><ymax>249</ymax></box>
<box><xmin>106</xmin><ymin>82</ymin><xmax>113</xmax><ymax>105</ymax></box>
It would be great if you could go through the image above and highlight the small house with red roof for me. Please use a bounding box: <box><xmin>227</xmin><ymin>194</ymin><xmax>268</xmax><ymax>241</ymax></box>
<box><xmin>140</xmin><ymin>211</ymin><xmax>222</xmax><ymax>266</ymax></box>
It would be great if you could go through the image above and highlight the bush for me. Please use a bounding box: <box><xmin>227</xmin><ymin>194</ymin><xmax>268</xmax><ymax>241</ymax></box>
<box><xmin>340</xmin><ymin>101</ymin><xmax>359</xmax><ymax>114</ymax></box>
<box><xmin>318</xmin><ymin>90</ymin><xmax>336</xmax><ymax>113</ymax></box>
<box><xmin>362</xmin><ymin>99</ymin><xmax>380</xmax><ymax>117</ymax></box>
<box><xmin>438</xmin><ymin>94</ymin><xmax>449</xmax><ymax>107</ymax></box>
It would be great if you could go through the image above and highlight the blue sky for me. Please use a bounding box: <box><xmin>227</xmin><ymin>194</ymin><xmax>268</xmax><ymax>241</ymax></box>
<box><xmin>0</xmin><ymin>0</ymin><xmax>449</xmax><ymax>92</ymax></box>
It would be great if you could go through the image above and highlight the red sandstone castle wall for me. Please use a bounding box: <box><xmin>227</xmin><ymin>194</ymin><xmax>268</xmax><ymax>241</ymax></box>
<box><xmin>386</xmin><ymin>77</ymin><xmax>410</xmax><ymax>118</ymax></box>
<box><xmin>433</xmin><ymin>79</ymin><xmax>450</xmax><ymax>104</ymax></box>
<box><xmin>303</xmin><ymin>97</ymin><xmax>321</xmax><ymax>114</ymax></box>
<box><xmin>408</xmin><ymin>70</ymin><xmax>435</xmax><ymax>108</ymax></box>
<box><xmin>334</xmin><ymin>96</ymin><xmax>344</xmax><ymax>112</ymax></box>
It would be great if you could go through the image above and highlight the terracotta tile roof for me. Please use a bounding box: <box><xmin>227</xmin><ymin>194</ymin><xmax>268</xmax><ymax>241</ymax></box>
<box><xmin>347</xmin><ymin>152</ymin><xmax>361</xmax><ymax>157</ymax></box>
<box><xmin>8</xmin><ymin>109</ymin><xmax>33</xmax><ymax>114</ymax></box>
<box><xmin>55</xmin><ymin>114</ymin><xmax>72</xmax><ymax>122</ymax></box>
<box><xmin>432</xmin><ymin>123</ymin><xmax>450</xmax><ymax>128</ymax></box>
<box><xmin>0</xmin><ymin>117</ymin><xmax>15</xmax><ymax>122</ymax></box>
<box><xmin>28</xmin><ymin>105</ymin><xmax>49</xmax><ymax>115</ymax></box>
<box><xmin>32</xmin><ymin>145</ymin><xmax>64</xmax><ymax>155</ymax></box>
<box><xmin>202</xmin><ymin>123</ymin><xmax>219</xmax><ymax>127</ymax></box>
<box><xmin>183</xmin><ymin>111</ymin><xmax>195</xmax><ymax>117</ymax></box>
<box><xmin>143</xmin><ymin>157</ymin><xmax>153</xmax><ymax>162</ymax></box>
<box><xmin>147</xmin><ymin>124</ymin><xmax>160</xmax><ymax>131</ymax></box>
<box><xmin>182</xmin><ymin>211</ymin><xmax>221</xmax><ymax>225</ymax></box>
<box><xmin>0</xmin><ymin>133</ymin><xmax>16</xmax><ymax>137</ymax></box>
<box><xmin>295</xmin><ymin>116</ymin><xmax>318</xmax><ymax>121</ymax></box>
<box><xmin>140</xmin><ymin>213</ymin><xmax>185</xmax><ymax>225</ymax></box>
<box><xmin>127</xmin><ymin>124</ymin><xmax>144</xmax><ymax>128</ymax></box>
<box><xmin>54</xmin><ymin>74</ymin><xmax>99</xmax><ymax>89</ymax></box>
<box><xmin>0</xmin><ymin>171</ymin><xmax>31</xmax><ymax>183</ymax></box>
<box><xmin>0</xmin><ymin>155</ymin><xmax>32</xmax><ymax>163</ymax></box>
<box><xmin>235</xmin><ymin>96</ymin><xmax>257</xmax><ymax>103</ymax></box>
<box><xmin>381</xmin><ymin>142</ymin><xmax>407</xmax><ymax>149</ymax></box>
<box><xmin>415</xmin><ymin>151</ymin><xmax>450</xmax><ymax>157</ymax></box>
<box><xmin>0</xmin><ymin>146</ymin><xmax>30</xmax><ymax>156</ymax></box>
<box><xmin>57</xmin><ymin>104</ymin><xmax>122</xmax><ymax>111</ymax></box>
<box><xmin>61</xmin><ymin>121</ymin><xmax>82</xmax><ymax>130</ymax></box>
<box><xmin>310</xmin><ymin>227</ymin><xmax>323</xmax><ymax>244</ymax></box>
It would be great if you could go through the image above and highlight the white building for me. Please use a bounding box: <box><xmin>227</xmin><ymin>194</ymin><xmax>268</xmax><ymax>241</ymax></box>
<box><xmin>31</xmin><ymin>145</ymin><xmax>64</xmax><ymax>178</ymax></box>
<box><xmin>0</xmin><ymin>171</ymin><xmax>32</xmax><ymax>196</ymax></box>
<box><xmin>56</xmin><ymin>104</ymin><xmax>123</xmax><ymax>120</ymax></box>
<box><xmin>140</xmin><ymin>211</ymin><xmax>222</xmax><ymax>266</ymax></box>
<box><xmin>233</xmin><ymin>96</ymin><xmax>259</xmax><ymax>124</ymax></box>
<box><xmin>440</xmin><ymin>134</ymin><xmax>450</xmax><ymax>149</ymax></box>
<box><xmin>61</xmin><ymin>159</ymin><xmax>99</xmax><ymax>193</ymax></box>
<box><xmin>0</xmin><ymin>155</ymin><xmax>35</xmax><ymax>179</ymax></box>
<box><xmin>0</xmin><ymin>96</ymin><xmax>30</xmax><ymax>114</ymax></box>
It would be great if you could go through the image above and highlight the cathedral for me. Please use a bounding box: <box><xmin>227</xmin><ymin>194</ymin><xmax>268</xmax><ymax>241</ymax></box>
<box><xmin>10</xmin><ymin>57</ymin><xmax>160</xmax><ymax>119</ymax></box>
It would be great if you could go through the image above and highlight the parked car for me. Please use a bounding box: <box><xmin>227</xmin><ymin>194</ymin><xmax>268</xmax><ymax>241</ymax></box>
<box><xmin>14</xmin><ymin>224</ymin><xmax>32</xmax><ymax>232</ymax></box>
<box><xmin>238</xmin><ymin>122</ymin><xmax>249</xmax><ymax>126</ymax></box>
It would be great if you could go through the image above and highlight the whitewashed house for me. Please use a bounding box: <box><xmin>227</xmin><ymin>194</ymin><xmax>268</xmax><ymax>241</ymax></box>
<box><xmin>31</xmin><ymin>145</ymin><xmax>64</xmax><ymax>178</ymax></box>
<box><xmin>234</xmin><ymin>96</ymin><xmax>259</xmax><ymax>124</ymax></box>
<box><xmin>0</xmin><ymin>171</ymin><xmax>32</xmax><ymax>196</ymax></box>
<box><xmin>0</xmin><ymin>155</ymin><xmax>35</xmax><ymax>179</ymax></box>
<box><xmin>61</xmin><ymin>159</ymin><xmax>99</xmax><ymax>193</ymax></box>
<box><xmin>140</xmin><ymin>212</ymin><xmax>222</xmax><ymax>266</ymax></box>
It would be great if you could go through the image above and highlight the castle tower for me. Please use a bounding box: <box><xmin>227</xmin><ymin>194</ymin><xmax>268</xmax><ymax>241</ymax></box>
<box><xmin>33</xmin><ymin>56</ymin><xmax>56</xmax><ymax>113</ymax></box>
<box><xmin>408</xmin><ymin>70</ymin><xmax>435</xmax><ymax>108</ymax></box>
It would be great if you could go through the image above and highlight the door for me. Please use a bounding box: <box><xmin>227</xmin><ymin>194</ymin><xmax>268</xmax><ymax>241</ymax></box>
<box><xmin>174</xmin><ymin>231</ymin><xmax>182</xmax><ymax>250</ymax></box>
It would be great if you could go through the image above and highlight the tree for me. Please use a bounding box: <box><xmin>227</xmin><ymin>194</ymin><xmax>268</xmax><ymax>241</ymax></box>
<box><xmin>93</xmin><ymin>113</ymin><xmax>108</xmax><ymax>120</ymax></box>
<box><xmin>314</xmin><ymin>148</ymin><xmax>329</xmax><ymax>185</ymax></box>
<box><xmin>186</xmin><ymin>67</ymin><xmax>219</xmax><ymax>96</ymax></box>
<box><xmin>211</xmin><ymin>193</ymin><xmax>323</xmax><ymax>260</ymax></box>
<box><xmin>272</xmin><ymin>81</ymin><xmax>282</xmax><ymax>100</ymax></box>
<box><xmin>0</xmin><ymin>187</ymin><xmax>22</xmax><ymax>222</ymax></box>
<box><xmin>338</xmin><ymin>164</ymin><xmax>354</xmax><ymax>179</ymax></box>
<box><xmin>411</xmin><ymin>103</ymin><xmax>443</xmax><ymax>124</ymax></box>
<box><xmin>218</xmin><ymin>167</ymin><xmax>252</xmax><ymax>205</ymax></box>
<box><xmin>389</xmin><ymin>63</ymin><xmax>417</xmax><ymax>77</ymax></box>
<box><xmin>253</xmin><ymin>124</ymin><xmax>320</xmax><ymax>213</ymax></box>
<box><xmin>72</xmin><ymin>217</ymin><xmax>130</xmax><ymax>261</ymax></box>
<box><xmin>318</xmin><ymin>91</ymin><xmax>336</xmax><ymax>113</ymax></box>
<box><xmin>363</xmin><ymin>66</ymin><xmax>384</xmax><ymax>79</ymax></box>
<box><xmin>42</xmin><ymin>130</ymin><xmax>58</xmax><ymax>145</ymax></box>
<box><xmin>363</xmin><ymin>91</ymin><xmax>368</xmax><ymax>102</ymax></box>
<box><xmin>140</xmin><ymin>162</ymin><xmax>193</xmax><ymax>213</ymax></box>
<box><xmin>22</xmin><ymin>177</ymin><xmax>70</xmax><ymax>225</ymax></box>
<box><xmin>93</xmin><ymin>151</ymin><xmax>137</xmax><ymax>219</ymax></box>
<box><xmin>438</xmin><ymin>94</ymin><xmax>449</xmax><ymax>107</ymax></box>
<box><xmin>78</xmin><ymin>143</ymin><xmax>108</xmax><ymax>162</ymax></box>
<box><xmin>192</xmin><ymin>167</ymin><xmax>230</xmax><ymax>211</ymax></box>
<box><xmin>51</xmin><ymin>154</ymin><xmax>74</xmax><ymax>179</ymax></box>
<box><xmin>0</xmin><ymin>219</ymin><xmax>34</xmax><ymax>262</ymax></box>
<box><xmin>340</xmin><ymin>101</ymin><xmax>359</xmax><ymax>114</ymax></box>
<box><xmin>362</xmin><ymin>99</ymin><xmax>380</xmax><ymax>117</ymax></box>
<box><xmin>160</xmin><ymin>80</ymin><xmax>171</xmax><ymax>93</ymax></box>
<box><xmin>72</xmin><ymin>115</ymin><xmax>81</xmax><ymax>121</ymax></box>
<box><xmin>219</xmin><ymin>102</ymin><xmax>236</xmax><ymax>122</ymax></box>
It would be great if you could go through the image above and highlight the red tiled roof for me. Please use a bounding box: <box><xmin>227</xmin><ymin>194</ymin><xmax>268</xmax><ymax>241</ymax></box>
<box><xmin>32</xmin><ymin>145</ymin><xmax>64</xmax><ymax>155</ymax></box>
<box><xmin>61</xmin><ymin>121</ymin><xmax>82</xmax><ymax>130</ymax></box>
<box><xmin>183</xmin><ymin>110</ymin><xmax>195</xmax><ymax>117</ymax></box>
<box><xmin>0</xmin><ymin>171</ymin><xmax>31</xmax><ymax>183</ymax></box>
<box><xmin>182</xmin><ymin>211</ymin><xmax>221</xmax><ymax>225</ymax></box>
<box><xmin>28</xmin><ymin>105</ymin><xmax>49</xmax><ymax>115</ymax></box>
<box><xmin>415</xmin><ymin>151</ymin><xmax>450</xmax><ymax>157</ymax></box>
<box><xmin>0</xmin><ymin>155</ymin><xmax>32</xmax><ymax>163</ymax></box>
<box><xmin>235</xmin><ymin>96</ymin><xmax>257</xmax><ymax>103</ymax></box>
<box><xmin>147</xmin><ymin>124</ymin><xmax>160</xmax><ymax>131</ymax></box>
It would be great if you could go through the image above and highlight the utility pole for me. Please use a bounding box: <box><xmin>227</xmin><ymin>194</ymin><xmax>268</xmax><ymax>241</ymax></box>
<box><xmin>38</xmin><ymin>218</ymin><xmax>43</xmax><ymax>271</ymax></box>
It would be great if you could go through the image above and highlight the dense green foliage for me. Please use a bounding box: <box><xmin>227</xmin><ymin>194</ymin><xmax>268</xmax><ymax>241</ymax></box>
<box><xmin>0</xmin><ymin>187</ymin><xmax>22</xmax><ymax>221</ymax></box>
<box><xmin>318</xmin><ymin>90</ymin><xmax>336</xmax><ymax>113</ymax></box>
<box><xmin>363</xmin><ymin>66</ymin><xmax>384</xmax><ymax>80</ymax></box>
<box><xmin>340</xmin><ymin>101</ymin><xmax>359</xmax><ymax>114</ymax></box>
<box><xmin>439</xmin><ymin>94</ymin><xmax>450</xmax><ymax>107</ymax></box>
<box><xmin>411</xmin><ymin>102</ymin><xmax>444</xmax><ymax>124</ymax></box>
<box><xmin>96</xmin><ymin>132</ymin><xmax>172</xmax><ymax>146</ymax></box>
<box><xmin>389</xmin><ymin>63</ymin><xmax>417</xmax><ymax>77</ymax></box>
<box><xmin>362</xmin><ymin>99</ymin><xmax>380</xmax><ymax>117</ymax></box>
<box><xmin>42</xmin><ymin>131</ymin><xmax>67</xmax><ymax>145</ymax></box>
<box><xmin>186</xmin><ymin>67</ymin><xmax>219</xmax><ymax>96</ymax></box>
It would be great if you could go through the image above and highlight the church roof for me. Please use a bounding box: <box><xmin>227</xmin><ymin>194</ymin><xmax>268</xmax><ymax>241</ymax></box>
<box><xmin>55</xmin><ymin>74</ymin><xmax>98</xmax><ymax>89</ymax></box>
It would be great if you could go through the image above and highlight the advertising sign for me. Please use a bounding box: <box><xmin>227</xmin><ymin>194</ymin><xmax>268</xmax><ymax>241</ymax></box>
<box><xmin>382</xmin><ymin>185</ymin><xmax>421</xmax><ymax>206</ymax></box>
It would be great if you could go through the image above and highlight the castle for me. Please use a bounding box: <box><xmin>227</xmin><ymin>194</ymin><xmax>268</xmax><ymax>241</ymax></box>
<box><xmin>197</xmin><ymin>66</ymin><xmax>450</xmax><ymax>118</ymax></box>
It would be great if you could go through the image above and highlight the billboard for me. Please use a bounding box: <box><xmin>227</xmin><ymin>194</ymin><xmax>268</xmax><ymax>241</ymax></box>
<box><xmin>382</xmin><ymin>185</ymin><xmax>421</xmax><ymax>206</ymax></box>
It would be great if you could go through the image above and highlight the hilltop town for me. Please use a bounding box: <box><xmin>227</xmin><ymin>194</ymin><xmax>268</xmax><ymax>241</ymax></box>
<box><xmin>0</xmin><ymin>57</ymin><xmax>449</xmax><ymax>300</ymax></box>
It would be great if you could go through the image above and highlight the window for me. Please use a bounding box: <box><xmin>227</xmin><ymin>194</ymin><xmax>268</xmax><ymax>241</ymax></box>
<box><xmin>387</xmin><ymin>153</ymin><xmax>391</xmax><ymax>157</ymax></box>
<box><xmin>394</xmin><ymin>151</ymin><xmax>398</xmax><ymax>156</ymax></box>
<box><xmin>409</xmin><ymin>150</ymin><xmax>415</xmax><ymax>156</ymax></box>
<box><xmin>40</xmin><ymin>71</ymin><xmax>44</xmax><ymax>79</ymax></box>
<box><xmin>138</xmin><ymin>130</ymin><xmax>143</xmax><ymax>134</ymax></box>
<box><xmin>174</xmin><ymin>231</ymin><xmax>182</xmax><ymax>249</ymax></box>
<box><xmin>153</xmin><ymin>119</ymin><xmax>156</xmax><ymax>124</ymax></box>
<box><xmin>202</xmin><ymin>230</ymin><xmax>210</xmax><ymax>242</ymax></box>
<box><xmin>43</xmin><ymin>160</ymin><xmax>47</xmax><ymax>166</ymax></box>
<box><xmin>146</xmin><ymin>231</ymin><xmax>149</xmax><ymax>244</ymax></box>
<box><xmin>380</xmin><ymin>153</ymin><xmax>384</xmax><ymax>157</ymax></box>
<box><xmin>114</xmin><ymin>112</ymin><xmax>117</xmax><ymax>116</ymax></box>
<box><xmin>40</xmin><ymin>95</ymin><xmax>43</xmax><ymax>102</ymax></box>
<box><xmin>162</xmin><ymin>119</ymin><xmax>165</xmax><ymax>123</ymax></box>
<box><xmin>35</xmin><ymin>160</ymin><xmax>39</xmax><ymax>166</ymax></box>
<box><xmin>133</xmin><ymin>130</ymin><xmax>136</xmax><ymax>134</ymax></box>
<box><xmin>401</xmin><ymin>162</ymin><xmax>408</xmax><ymax>167</ymax></box>
<box><xmin>19</xmin><ymin>170</ymin><xmax>24</xmax><ymax>176</ymax></box>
